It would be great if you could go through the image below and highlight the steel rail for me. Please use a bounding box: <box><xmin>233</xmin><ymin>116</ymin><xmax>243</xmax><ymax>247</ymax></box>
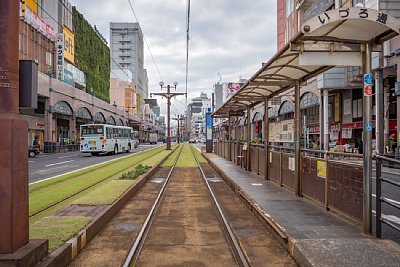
<box><xmin>29</xmin><ymin>146</ymin><xmax>171</xmax><ymax>219</ymax></box>
<box><xmin>190</xmin><ymin>145</ymin><xmax>250</xmax><ymax>267</ymax></box>
<box><xmin>123</xmin><ymin>144</ymin><xmax>184</xmax><ymax>267</ymax></box>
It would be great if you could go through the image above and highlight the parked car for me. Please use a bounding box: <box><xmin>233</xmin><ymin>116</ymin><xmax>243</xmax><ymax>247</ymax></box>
<box><xmin>28</xmin><ymin>146</ymin><xmax>40</xmax><ymax>158</ymax></box>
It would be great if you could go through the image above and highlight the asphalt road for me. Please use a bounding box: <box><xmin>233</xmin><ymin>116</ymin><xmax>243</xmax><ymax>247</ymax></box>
<box><xmin>28</xmin><ymin>144</ymin><xmax>162</xmax><ymax>184</ymax></box>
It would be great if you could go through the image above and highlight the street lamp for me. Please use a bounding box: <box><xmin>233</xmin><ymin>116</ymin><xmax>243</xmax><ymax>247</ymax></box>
<box><xmin>152</xmin><ymin>81</ymin><xmax>186</xmax><ymax>150</ymax></box>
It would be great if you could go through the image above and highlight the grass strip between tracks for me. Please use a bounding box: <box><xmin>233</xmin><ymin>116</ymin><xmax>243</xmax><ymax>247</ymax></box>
<box><xmin>29</xmin><ymin>145</ymin><xmax>179</xmax><ymax>251</ymax></box>
<box><xmin>29</xmin><ymin>146</ymin><xmax>166</xmax><ymax>220</ymax></box>
<box><xmin>175</xmin><ymin>143</ymin><xmax>197</xmax><ymax>167</ymax></box>
<box><xmin>30</xmin><ymin>216</ymin><xmax>91</xmax><ymax>252</ymax></box>
<box><xmin>190</xmin><ymin>145</ymin><xmax>208</xmax><ymax>163</ymax></box>
<box><xmin>73</xmin><ymin>180</ymin><xmax>134</xmax><ymax>205</ymax></box>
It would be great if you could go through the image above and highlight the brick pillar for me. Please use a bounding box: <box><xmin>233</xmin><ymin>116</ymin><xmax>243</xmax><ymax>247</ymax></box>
<box><xmin>0</xmin><ymin>0</ymin><xmax>29</xmax><ymax>253</ymax></box>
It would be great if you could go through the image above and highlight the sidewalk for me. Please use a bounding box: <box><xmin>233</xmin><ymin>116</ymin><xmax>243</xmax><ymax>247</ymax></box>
<box><xmin>203</xmin><ymin>152</ymin><xmax>400</xmax><ymax>267</ymax></box>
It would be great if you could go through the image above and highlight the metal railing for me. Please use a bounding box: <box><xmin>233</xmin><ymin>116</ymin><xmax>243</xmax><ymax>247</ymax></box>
<box><xmin>213</xmin><ymin>143</ymin><xmax>365</xmax><ymax>222</ymax></box>
<box><xmin>376</xmin><ymin>155</ymin><xmax>400</xmax><ymax>238</ymax></box>
<box><xmin>43</xmin><ymin>144</ymin><xmax>80</xmax><ymax>154</ymax></box>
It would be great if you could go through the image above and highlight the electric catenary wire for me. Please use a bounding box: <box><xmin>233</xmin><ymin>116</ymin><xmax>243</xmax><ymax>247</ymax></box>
<box><xmin>127</xmin><ymin>0</ymin><xmax>163</xmax><ymax>82</ymax></box>
<box><xmin>185</xmin><ymin>0</ymin><xmax>191</xmax><ymax>106</ymax></box>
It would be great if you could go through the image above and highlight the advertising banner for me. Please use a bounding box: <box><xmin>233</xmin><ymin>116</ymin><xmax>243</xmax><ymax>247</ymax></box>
<box><xmin>63</xmin><ymin>27</ymin><xmax>75</xmax><ymax>63</ymax></box>
<box><xmin>56</xmin><ymin>34</ymin><xmax>65</xmax><ymax>81</ymax></box>
<box><xmin>222</xmin><ymin>83</ymin><xmax>241</xmax><ymax>103</ymax></box>
<box><xmin>20</xmin><ymin>3</ymin><xmax>56</xmax><ymax>41</ymax></box>
<box><xmin>206</xmin><ymin>113</ymin><xmax>213</xmax><ymax>140</ymax></box>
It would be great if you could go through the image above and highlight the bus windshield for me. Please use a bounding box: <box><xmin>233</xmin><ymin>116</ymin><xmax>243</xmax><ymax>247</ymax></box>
<box><xmin>81</xmin><ymin>125</ymin><xmax>104</xmax><ymax>136</ymax></box>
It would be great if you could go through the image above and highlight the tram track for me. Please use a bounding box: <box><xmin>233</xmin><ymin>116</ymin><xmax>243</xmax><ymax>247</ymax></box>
<box><xmin>70</xmin><ymin>143</ymin><xmax>295</xmax><ymax>266</ymax></box>
<box><xmin>124</xmin><ymin>144</ymin><xmax>248</xmax><ymax>267</ymax></box>
<box><xmin>29</xmin><ymin>145</ymin><xmax>174</xmax><ymax>220</ymax></box>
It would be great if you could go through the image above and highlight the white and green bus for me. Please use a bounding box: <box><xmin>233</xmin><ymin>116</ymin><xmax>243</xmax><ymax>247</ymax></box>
<box><xmin>80</xmin><ymin>124</ymin><xmax>134</xmax><ymax>156</ymax></box>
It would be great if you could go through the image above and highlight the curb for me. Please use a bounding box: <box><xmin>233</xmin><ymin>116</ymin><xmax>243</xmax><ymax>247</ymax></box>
<box><xmin>37</xmin><ymin>146</ymin><xmax>178</xmax><ymax>267</ymax></box>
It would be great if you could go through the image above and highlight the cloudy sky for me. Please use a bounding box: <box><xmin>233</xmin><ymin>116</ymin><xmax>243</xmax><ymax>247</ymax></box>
<box><xmin>69</xmin><ymin>0</ymin><xmax>277</xmax><ymax>116</ymax></box>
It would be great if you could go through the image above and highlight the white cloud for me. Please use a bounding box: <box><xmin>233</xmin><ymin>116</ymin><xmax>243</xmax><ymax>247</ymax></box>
<box><xmin>69</xmin><ymin>0</ymin><xmax>277</xmax><ymax>115</ymax></box>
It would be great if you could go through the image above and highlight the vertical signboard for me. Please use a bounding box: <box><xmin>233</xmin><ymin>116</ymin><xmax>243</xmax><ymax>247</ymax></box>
<box><xmin>206</xmin><ymin>112</ymin><xmax>213</xmax><ymax>153</ymax></box>
<box><xmin>63</xmin><ymin>27</ymin><xmax>75</xmax><ymax>63</ymax></box>
<box><xmin>206</xmin><ymin>113</ymin><xmax>213</xmax><ymax>140</ymax></box>
<box><xmin>56</xmin><ymin>34</ymin><xmax>65</xmax><ymax>81</ymax></box>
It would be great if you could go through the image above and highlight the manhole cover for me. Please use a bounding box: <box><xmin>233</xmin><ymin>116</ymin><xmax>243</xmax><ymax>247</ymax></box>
<box><xmin>150</xmin><ymin>178</ymin><xmax>166</xmax><ymax>184</ymax></box>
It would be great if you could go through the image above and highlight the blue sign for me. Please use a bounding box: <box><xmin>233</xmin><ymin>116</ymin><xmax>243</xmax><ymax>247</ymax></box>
<box><xmin>206</xmin><ymin>113</ymin><xmax>213</xmax><ymax>140</ymax></box>
<box><xmin>364</xmin><ymin>73</ymin><xmax>373</xmax><ymax>85</ymax></box>
<box><xmin>365</xmin><ymin>123</ymin><xmax>373</xmax><ymax>132</ymax></box>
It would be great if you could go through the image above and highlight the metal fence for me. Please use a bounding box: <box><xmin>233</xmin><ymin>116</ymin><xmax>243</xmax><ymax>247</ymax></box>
<box><xmin>213</xmin><ymin>143</ymin><xmax>365</xmax><ymax>223</ymax></box>
<box><xmin>376</xmin><ymin>155</ymin><xmax>400</xmax><ymax>238</ymax></box>
<box><xmin>43</xmin><ymin>143</ymin><xmax>80</xmax><ymax>154</ymax></box>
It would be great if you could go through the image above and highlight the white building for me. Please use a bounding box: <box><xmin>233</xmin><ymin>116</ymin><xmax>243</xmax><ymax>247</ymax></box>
<box><xmin>110</xmin><ymin>22</ymin><xmax>147</xmax><ymax>116</ymax></box>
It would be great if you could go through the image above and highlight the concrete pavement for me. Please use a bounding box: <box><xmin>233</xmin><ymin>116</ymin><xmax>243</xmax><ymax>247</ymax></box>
<box><xmin>203</xmin><ymin>152</ymin><xmax>400</xmax><ymax>267</ymax></box>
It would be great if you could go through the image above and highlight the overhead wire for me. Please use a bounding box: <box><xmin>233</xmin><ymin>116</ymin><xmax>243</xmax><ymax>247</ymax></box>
<box><xmin>127</xmin><ymin>0</ymin><xmax>163</xmax><ymax>82</ymax></box>
<box><xmin>185</xmin><ymin>0</ymin><xmax>191</xmax><ymax>106</ymax></box>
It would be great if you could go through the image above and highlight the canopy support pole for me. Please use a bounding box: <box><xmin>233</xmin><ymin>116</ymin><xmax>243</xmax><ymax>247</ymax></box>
<box><xmin>295</xmin><ymin>80</ymin><xmax>301</xmax><ymax>197</ymax></box>
<box><xmin>246</xmin><ymin>106</ymin><xmax>251</xmax><ymax>171</ymax></box>
<box><xmin>228</xmin><ymin>114</ymin><xmax>232</xmax><ymax>161</ymax></box>
<box><xmin>363</xmin><ymin>42</ymin><xmax>373</xmax><ymax>234</ymax></box>
<box><xmin>264</xmin><ymin>97</ymin><xmax>269</xmax><ymax>180</ymax></box>
<box><xmin>323</xmin><ymin>89</ymin><xmax>329</xmax><ymax>151</ymax></box>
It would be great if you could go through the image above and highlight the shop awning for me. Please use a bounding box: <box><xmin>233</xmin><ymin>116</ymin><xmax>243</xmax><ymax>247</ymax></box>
<box><xmin>213</xmin><ymin>8</ymin><xmax>400</xmax><ymax>117</ymax></box>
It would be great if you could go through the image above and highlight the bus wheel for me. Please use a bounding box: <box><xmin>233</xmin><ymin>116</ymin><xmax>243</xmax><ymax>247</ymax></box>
<box><xmin>113</xmin><ymin>145</ymin><xmax>118</xmax><ymax>155</ymax></box>
<box><xmin>126</xmin><ymin>144</ymin><xmax>131</xmax><ymax>153</ymax></box>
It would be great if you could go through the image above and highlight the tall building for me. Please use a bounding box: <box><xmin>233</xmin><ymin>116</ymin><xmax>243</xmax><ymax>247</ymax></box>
<box><xmin>110</xmin><ymin>22</ymin><xmax>147</xmax><ymax>116</ymax></box>
<box><xmin>187</xmin><ymin>92</ymin><xmax>211</xmax><ymax>139</ymax></box>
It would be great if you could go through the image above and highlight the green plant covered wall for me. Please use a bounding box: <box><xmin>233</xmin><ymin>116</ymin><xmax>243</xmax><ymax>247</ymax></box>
<box><xmin>72</xmin><ymin>7</ymin><xmax>110</xmax><ymax>102</ymax></box>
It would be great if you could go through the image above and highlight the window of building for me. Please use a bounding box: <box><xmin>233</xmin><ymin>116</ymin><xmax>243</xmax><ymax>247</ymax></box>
<box><xmin>286</xmin><ymin>0</ymin><xmax>295</xmax><ymax>17</ymax></box>
<box><xmin>45</xmin><ymin>51</ymin><xmax>52</xmax><ymax>67</ymax></box>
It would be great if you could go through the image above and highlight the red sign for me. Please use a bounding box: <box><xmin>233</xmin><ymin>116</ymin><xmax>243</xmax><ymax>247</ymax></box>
<box><xmin>36</xmin><ymin>123</ymin><xmax>45</xmax><ymax>127</ymax></box>
<box><xmin>364</xmin><ymin>85</ymin><xmax>373</xmax><ymax>96</ymax></box>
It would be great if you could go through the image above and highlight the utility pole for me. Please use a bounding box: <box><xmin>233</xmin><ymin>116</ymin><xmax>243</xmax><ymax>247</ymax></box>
<box><xmin>172</xmin><ymin>115</ymin><xmax>181</xmax><ymax>144</ymax></box>
<box><xmin>152</xmin><ymin>82</ymin><xmax>186</xmax><ymax>150</ymax></box>
<box><xmin>0</xmin><ymin>1</ymin><xmax>46</xmax><ymax>263</ymax></box>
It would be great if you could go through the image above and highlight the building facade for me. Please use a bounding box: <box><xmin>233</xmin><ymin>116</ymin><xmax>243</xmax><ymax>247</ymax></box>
<box><xmin>110</xmin><ymin>22</ymin><xmax>148</xmax><ymax>117</ymax></box>
<box><xmin>19</xmin><ymin>0</ymin><xmax>140</xmax><ymax>150</ymax></box>
<box><xmin>273</xmin><ymin>0</ymin><xmax>400</xmax><ymax>151</ymax></box>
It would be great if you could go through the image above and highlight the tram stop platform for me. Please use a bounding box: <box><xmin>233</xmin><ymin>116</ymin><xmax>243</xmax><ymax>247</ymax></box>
<box><xmin>203</xmin><ymin>152</ymin><xmax>400</xmax><ymax>267</ymax></box>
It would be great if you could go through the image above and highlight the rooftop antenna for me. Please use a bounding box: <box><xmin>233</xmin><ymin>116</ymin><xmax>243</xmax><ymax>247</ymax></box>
<box><xmin>217</xmin><ymin>72</ymin><xmax>222</xmax><ymax>84</ymax></box>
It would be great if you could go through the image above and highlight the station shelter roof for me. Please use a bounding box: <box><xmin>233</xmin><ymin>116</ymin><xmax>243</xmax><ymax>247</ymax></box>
<box><xmin>213</xmin><ymin>7</ymin><xmax>400</xmax><ymax>118</ymax></box>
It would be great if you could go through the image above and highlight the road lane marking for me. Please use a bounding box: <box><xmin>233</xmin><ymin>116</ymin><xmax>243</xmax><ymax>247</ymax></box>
<box><xmin>58</xmin><ymin>155</ymin><xmax>77</xmax><ymax>159</ymax></box>
<box><xmin>45</xmin><ymin>160</ymin><xmax>74</xmax><ymax>167</ymax></box>
<box><xmin>29</xmin><ymin>161</ymin><xmax>35</xmax><ymax>163</ymax></box>
<box><xmin>29</xmin><ymin>145</ymin><xmax>162</xmax><ymax>185</ymax></box>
